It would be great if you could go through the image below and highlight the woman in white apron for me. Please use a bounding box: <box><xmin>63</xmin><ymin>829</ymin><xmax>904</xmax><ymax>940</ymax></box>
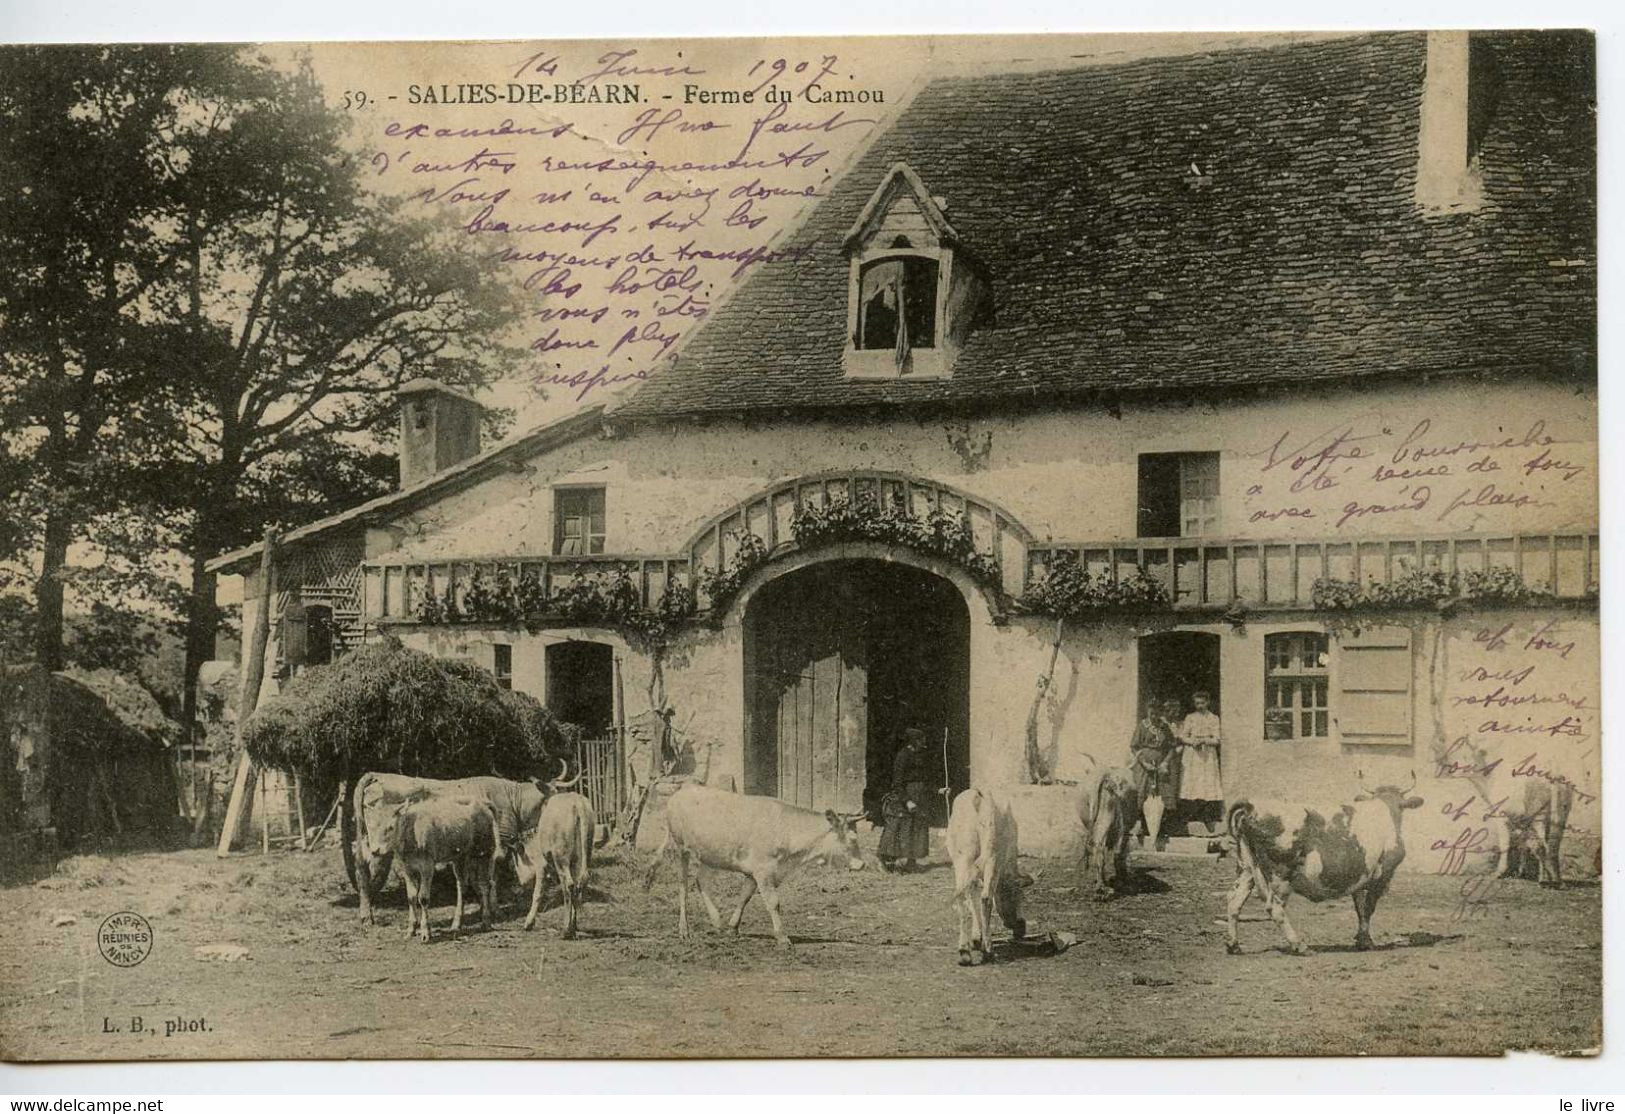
<box><xmin>1176</xmin><ymin>691</ymin><xmax>1224</xmax><ymax>836</ymax></box>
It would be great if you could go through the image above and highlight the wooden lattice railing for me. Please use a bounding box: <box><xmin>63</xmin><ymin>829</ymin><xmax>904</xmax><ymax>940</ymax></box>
<box><xmin>1026</xmin><ymin>531</ymin><xmax>1599</xmax><ymax>609</ymax></box>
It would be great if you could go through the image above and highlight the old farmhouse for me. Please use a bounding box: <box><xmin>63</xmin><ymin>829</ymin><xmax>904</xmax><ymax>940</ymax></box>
<box><xmin>209</xmin><ymin>31</ymin><xmax>1598</xmax><ymax>867</ymax></box>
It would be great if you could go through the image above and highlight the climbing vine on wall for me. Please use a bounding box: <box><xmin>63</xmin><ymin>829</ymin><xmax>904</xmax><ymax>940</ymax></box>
<box><xmin>1013</xmin><ymin>559</ymin><xmax>1171</xmax><ymax>620</ymax></box>
<box><xmin>1310</xmin><ymin>564</ymin><xmax>1558</xmax><ymax>612</ymax></box>
<box><xmin>789</xmin><ymin>494</ymin><xmax>1003</xmax><ymax>584</ymax></box>
<box><xmin>416</xmin><ymin>565</ymin><xmax>697</xmax><ymax>651</ymax></box>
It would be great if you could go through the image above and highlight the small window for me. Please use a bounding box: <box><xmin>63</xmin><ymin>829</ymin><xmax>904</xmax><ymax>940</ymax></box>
<box><xmin>554</xmin><ymin>487</ymin><xmax>606</xmax><ymax>555</ymax></box>
<box><xmin>857</xmin><ymin>257</ymin><xmax>938</xmax><ymax>351</ymax></box>
<box><xmin>493</xmin><ymin>643</ymin><xmax>513</xmax><ymax>690</ymax></box>
<box><xmin>1138</xmin><ymin>452</ymin><xmax>1219</xmax><ymax>537</ymax></box>
<box><xmin>306</xmin><ymin>605</ymin><xmax>334</xmax><ymax>667</ymax></box>
<box><xmin>1264</xmin><ymin>632</ymin><xmax>1329</xmax><ymax>740</ymax></box>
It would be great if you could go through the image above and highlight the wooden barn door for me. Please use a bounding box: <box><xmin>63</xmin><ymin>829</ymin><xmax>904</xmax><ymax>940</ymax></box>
<box><xmin>754</xmin><ymin>569</ymin><xmax>868</xmax><ymax>814</ymax></box>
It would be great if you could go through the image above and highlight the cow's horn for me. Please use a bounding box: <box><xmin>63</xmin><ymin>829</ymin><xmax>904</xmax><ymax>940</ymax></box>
<box><xmin>550</xmin><ymin>756</ymin><xmax>583</xmax><ymax>790</ymax></box>
<box><xmin>1404</xmin><ymin>769</ymin><xmax>1417</xmax><ymax>795</ymax></box>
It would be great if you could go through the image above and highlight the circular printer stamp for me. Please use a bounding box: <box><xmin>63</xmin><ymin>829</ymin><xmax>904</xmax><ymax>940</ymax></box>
<box><xmin>97</xmin><ymin>912</ymin><xmax>153</xmax><ymax>968</ymax></box>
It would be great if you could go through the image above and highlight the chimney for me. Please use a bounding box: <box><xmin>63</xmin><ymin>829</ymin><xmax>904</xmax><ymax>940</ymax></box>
<box><xmin>398</xmin><ymin>378</ymin><xmax>483</xmax><ymax>489</ymax></box>
<box><xmin>1415</xmin><ymin>30</ymin><xmax>1485</xmax><ymax>213</ymax></box>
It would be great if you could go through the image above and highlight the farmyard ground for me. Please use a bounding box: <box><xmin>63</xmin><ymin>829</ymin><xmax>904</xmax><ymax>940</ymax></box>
<box><xmin>0</xmin><ymin>831</ymin><xmax>1600</xmax><ymax>1060</ymax></box>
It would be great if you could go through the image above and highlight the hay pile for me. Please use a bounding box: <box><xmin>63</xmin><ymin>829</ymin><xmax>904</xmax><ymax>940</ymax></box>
<box><xmin>0</xmin><ymin>664</ymin><xmax>180</xmax><ymax>843</ymax></box>
<box><xmin>243</xmin><ymin>637</ymin><xmax>576</xmax><ymax>800</ymax></box>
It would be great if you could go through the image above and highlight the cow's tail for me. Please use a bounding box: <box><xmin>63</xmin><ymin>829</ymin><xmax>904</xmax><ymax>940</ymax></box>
<box><xmin>574</xmin><ymin>803</ymin><xmax>594</xmax><ymax>886</ymax></box>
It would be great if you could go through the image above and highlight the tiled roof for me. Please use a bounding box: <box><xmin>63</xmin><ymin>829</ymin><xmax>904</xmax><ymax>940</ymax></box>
<box><xmin>611</xmin><ymin>31</ymin><xmax>1595</xmax><ymax>420</ymax></box>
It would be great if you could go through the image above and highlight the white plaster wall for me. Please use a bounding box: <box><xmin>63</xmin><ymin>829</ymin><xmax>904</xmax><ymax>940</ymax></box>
<box><xmin>369</xmin><ymin>378</ymin><xmax>1595</xmax><ymax>565</ymax></box>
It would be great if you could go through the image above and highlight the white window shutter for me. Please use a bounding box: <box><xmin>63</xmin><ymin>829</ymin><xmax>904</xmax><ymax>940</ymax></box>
<box><xmin>1335</xmin><ymin>625</ymin><xmax>1413</xmax><ymax>745</ymax></box>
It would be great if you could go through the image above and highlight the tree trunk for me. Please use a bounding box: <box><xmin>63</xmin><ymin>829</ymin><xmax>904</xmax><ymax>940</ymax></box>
<box><xmin>34</xmin><ymin>508</ymin><xmax>72</xmax><ymax>671</ymax></box>
<box><xmin>1024</xmin><ymin>617</ymin><xmax>1065</xmax><ymax>784</ymax></box>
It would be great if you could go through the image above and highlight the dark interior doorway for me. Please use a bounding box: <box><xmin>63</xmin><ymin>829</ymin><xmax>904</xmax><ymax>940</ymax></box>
<box><xmin>1138</xmin><ymin>630</ymin><xmax>1223</xmax><ymax>833</ymax></box>
<box><xmin>1137</xmin><ymin>630</ymin><xmax>1221</xmax><ymax>720</ymax></box>
<box><xmin>743</xmin><ymin>560</ymin><xmax>970</xmax><ymax>825</ymax></box>
<box><xmin>546</xmin><ymin>640</ymin><xmax>615</xmax><ymax>736</ymax></box>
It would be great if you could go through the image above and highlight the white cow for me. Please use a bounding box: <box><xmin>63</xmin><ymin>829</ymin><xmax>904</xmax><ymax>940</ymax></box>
<box><xmin>644</xmin><ymin>783</ymin><xmax>863</xmax><ymax>947</ymax></box>
<box><xmin>521</xmin><ymin>791</ymin><xmax>596</xmax><ymax>938</ymax></box>
<box><xmin>945</xmin><ymin>788</ymin><xmax>1025</xmax><ymax>966</ymax></box>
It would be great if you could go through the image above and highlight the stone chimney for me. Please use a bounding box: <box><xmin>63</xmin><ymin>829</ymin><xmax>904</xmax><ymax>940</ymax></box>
<box><xmin>1415</xmin><ymin>30</ymin><xmax>1485</xmax><ymax>213</ymax></box>
<box><xmin>398</xmin><ymin>378</ymin><xmax>483</xmax><ymax>489</ymax></box>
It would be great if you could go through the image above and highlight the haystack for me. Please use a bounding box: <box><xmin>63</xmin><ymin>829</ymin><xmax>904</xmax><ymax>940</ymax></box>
<box><xmin>0</xmin><ymin>664</ymin><xmax>180</xmax><ymax>846</ymax></box>
<box><xmin>244</xmin><ymin>637</ymin><xmax>576</xmax><ymax>802</ymax></box>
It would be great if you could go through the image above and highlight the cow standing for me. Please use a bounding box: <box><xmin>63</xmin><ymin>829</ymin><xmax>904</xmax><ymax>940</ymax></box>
<box><xmin>352</xmin><ymin>765</ymin><xmax>572</xmax><ymax>923</ymax></box>
<box><xmin>1433</xmin><ymin>737</ymin><xmax>1577</xmax><ymax>885</ymax></box>
<box><xmin>521</xmin><ymin>791</ymin><xmax>596</xmax><ymax>938</ymax></box>
<box><xmin>1226</xmin><ymin>776</ymin><xmax>1424</xmax><ymax>955</ymax></box>
<box><xmin>1078</xmin><ymin>767</ymin><xmax>1140</xmax><ymax>898</ymax></box>
<box><xmin>946</xmin><ymin>788</ymin><xmax>1025</xmax><ymax>966</ymax></box>
<box><xmin>643</xmin><ymin>783</ymin><xmax>863</xmax><ymax>947</ymax></box>
<box><xmin>391</xmin><ymin>794</ymin><xmax>501</xmax><ymax>943</ymax></box>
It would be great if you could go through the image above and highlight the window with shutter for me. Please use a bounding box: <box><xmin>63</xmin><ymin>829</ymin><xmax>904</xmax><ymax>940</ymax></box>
<box><xmin>1137</xmin><ymin>452</ymin><xmax>1220</xmax><ymax>537</ymax></box>
<box><xmin>554</xmin><ymin>487</ymin><xmax>607</xmax><ymax>555</ymax></box>
<box><xmin>1336</xmin><ymin>625</ymin><xmax>1414</xmax><ymax>749</ymax></box>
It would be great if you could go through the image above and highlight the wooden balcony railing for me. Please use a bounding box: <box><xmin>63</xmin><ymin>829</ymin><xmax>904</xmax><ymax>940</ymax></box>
<box><xmin>363</xmin><ymin>553</ymin><xmax>689</xmax><ymax>621</ymax></box>
<box><xmin>1026</xmin><ymin>531</ymin><xmax>1599</xmax><ymax>610</ymax></box>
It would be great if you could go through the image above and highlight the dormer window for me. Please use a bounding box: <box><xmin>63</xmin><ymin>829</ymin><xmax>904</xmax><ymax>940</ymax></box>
<box><xmin>857</xmin><ymin>255</ymin><xmax>938</xmax><ymax>352</ymax></box>
<box><xmin>842</xmin><ymin>163</ymin><xmax>987</xmax><ymax>381</ymax></box>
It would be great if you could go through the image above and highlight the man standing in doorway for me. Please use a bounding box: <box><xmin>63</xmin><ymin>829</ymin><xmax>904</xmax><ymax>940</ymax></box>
<box><xmin>1129</xmin><ymin>699</ymin><xmax>1182</xmax><ymax>851</ymax></box>
<box><xmin>1176</xmin><ymin>690</ymin><xmax>1224</xmax><ymax>837</ymax></box>
<box><xmin>879</xmin><ymin>727</ymin><xmax>933</xmax><ymax>872</ymax></box>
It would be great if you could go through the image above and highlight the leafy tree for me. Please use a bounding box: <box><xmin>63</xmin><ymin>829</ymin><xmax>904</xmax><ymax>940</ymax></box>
<box><xmin>149</xmin><ymin>52</ymin><xmax>524</xmax><ymax>740</ymax></box>
<box><xmin>0</xmin><ymin>46</ymin><xmax>217</xmax><ymax>670</ymax></box>
<box><xmin>2</xmin><ymin>46</ymin><xmax>524</xmax><ymax>736</ymax></box>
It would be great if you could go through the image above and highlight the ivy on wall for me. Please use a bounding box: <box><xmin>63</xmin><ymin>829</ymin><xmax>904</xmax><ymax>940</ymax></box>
<box><xmin>789</xmin><ymin>495</ymin><xmax>1003</xmax><ymax>583</ymax></box>
<box><xmin>415</xmin><ymin>565</ymin><xmax>697</xmax><ymax>650</ymax></box>
<box><xmin>1013</xmin><ymin>560</ymin><xmax>1171</xmax><ymax>620</ymax></box>
<box><xmin>699</xmin><ymin>494</ymin><xmax>1006</xmax><ymax>615</ymax></box>
<box><xmin>1310</xmin><ymin>564</ymin><xmax>1561</xmax><ymax>612</ymax></box>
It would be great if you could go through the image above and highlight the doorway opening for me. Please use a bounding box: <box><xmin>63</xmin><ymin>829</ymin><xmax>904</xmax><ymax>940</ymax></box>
<box><xmin>545</xmin><ymin>640</ymin><xmax>615</xmax><ymax>737</ymax></box>
<box><xmin>743</xmin><ymin>559</ymin><xmax>970</xmax><ymax>825</ymax></box>
<box><xmin>1137</xmin><ymin>630</ymin><xmax>1223</xmax><ymax>836</ymax></box>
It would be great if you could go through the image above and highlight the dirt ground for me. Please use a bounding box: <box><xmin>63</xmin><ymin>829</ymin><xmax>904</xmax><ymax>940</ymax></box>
<box><xmin>0</xmin><ymin>829</ymin><xmax>1600</xmax><ymax>1061</ymax></box>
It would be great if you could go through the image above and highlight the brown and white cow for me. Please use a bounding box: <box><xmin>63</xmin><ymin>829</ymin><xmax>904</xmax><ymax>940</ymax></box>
<box><xmin>1226</xmin><ymin>775</ymin><xmax>1424</xmax><ymax>955</ymax></box>
<box><xmin>353</xmin><ymin>763</ymin><xmax>573</xmax><ymax>922</ymax></box>
<box><xmin>643</xmin><ymin>782</ymin><xmax>863</xmax><ymax>947</ymax></box>
<box><xmin>1077</xmin><ymin>766</ymin><xmax>1140</xmax><ymax>898</ymax></box>
<box><xmin>390</xmin><ymin>793</ymin><xmax>501</xmax><ymax>943</ymax></box>
<box><xmin>946</xmin><ymin>788</ymin><xmax>1025</xmax><ymax>966</ymax></box>
<box><xmin>521</xmin><ymin>791</ymin><xmax>596</xmax><ymax>938</ymax></box>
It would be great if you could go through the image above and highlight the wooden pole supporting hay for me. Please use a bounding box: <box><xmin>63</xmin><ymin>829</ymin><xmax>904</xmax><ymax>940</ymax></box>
<box><xmin>218</xmin><ymin>529</ymin><xmax>277</xmax><ymax>857</ymax></box>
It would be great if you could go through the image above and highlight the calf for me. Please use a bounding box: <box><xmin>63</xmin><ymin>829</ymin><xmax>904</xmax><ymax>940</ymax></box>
<box><xmin>1226</xmin><ymin>775</ymin><xmax>1423</xmax><ymax>955</ymax></box>
<box><xmin>522</xmin><ymin>791</ymin><xmax>596</xmax><ymax>938</ymax></box>
<box><xmin>1078</xmin><ymin>767</ymin><xmax>1139</xmax><ymax>898</ymax></box>
<box><xmin>643</xmin><ymin>783</ymin><xmax>863</xmax><ymax>947</ymax></box>
<box><xmin>946</xmin><ymin>788</ymin><xmax>1025</xmax><ymax>966</ymax></box>
<box><xmin>391</xmin><ymin>794</ymin><xmax>501</xmax><ymax>943</ymax></box>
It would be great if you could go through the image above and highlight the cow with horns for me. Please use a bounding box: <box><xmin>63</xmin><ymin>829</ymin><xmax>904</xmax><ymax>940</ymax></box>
<box><xmin>1225</xmin><ymin>773</ymin><xmax>1424</xmax><ymax>956</ymax></box>
<box><xmin>353</xmin><ymin>759</ymin><xmax>581</xmax><ymax>923</ymax></box>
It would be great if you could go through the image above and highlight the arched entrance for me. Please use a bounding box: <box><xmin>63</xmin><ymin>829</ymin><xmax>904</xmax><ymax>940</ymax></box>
<box><xmin>742</xmin><ymin>558</ymin><xmax>970</xmax><ymax>824</ymax></box>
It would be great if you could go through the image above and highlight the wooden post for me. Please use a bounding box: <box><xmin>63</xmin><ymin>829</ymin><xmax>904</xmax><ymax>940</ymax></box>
<box><xmin>293</xmin><ymin>770</ymin><xmax>307</xmax><ymax>851</ymax></box>
<box><xmin>218</xmin><ymin>529</ymin><xmax>277</xmax><ymax>857</ymax></box>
